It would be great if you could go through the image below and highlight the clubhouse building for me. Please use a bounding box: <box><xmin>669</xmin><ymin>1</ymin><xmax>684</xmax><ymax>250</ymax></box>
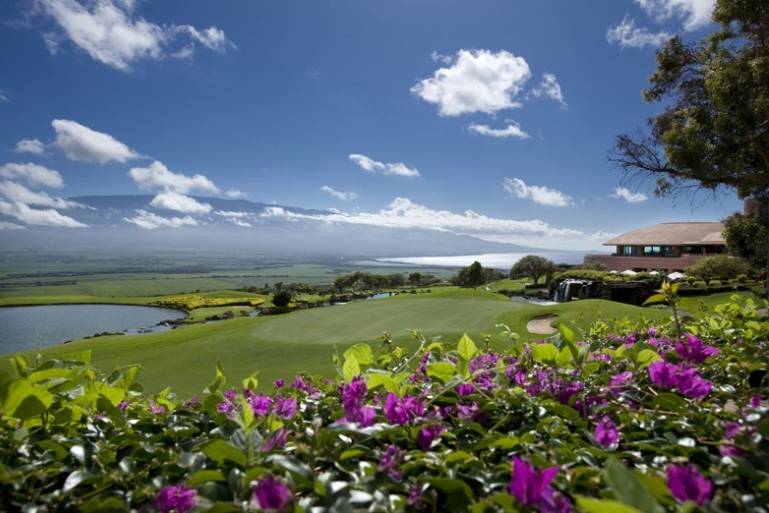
<box><xmin>583</xmin><ymin>222</ymin><xmax>726</xmax><ymax>272</ymax></box>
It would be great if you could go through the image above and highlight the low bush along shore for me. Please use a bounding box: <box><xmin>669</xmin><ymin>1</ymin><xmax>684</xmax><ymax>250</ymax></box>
<box><xmin>0</xmin><ymin>296</ymin><xmax>767</xmax><ymax>512</ymax></box>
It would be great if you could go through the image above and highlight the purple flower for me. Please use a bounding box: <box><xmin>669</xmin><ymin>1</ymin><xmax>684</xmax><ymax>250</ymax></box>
<box><xmin>416</xmin><ymin>423</ymin><xmax>446</xmax><ymax>450</ymax></box>
<box><xmin>594</xmin><ymin>417</ymin><xmax>619</xmax><ymax>449</ymax></box>
<box><xmin>383</xmin><ymin>393</ymin><xmax>424</xmax><ymax>425</ymax></box>
<box><xmin>273</xmin><ymin>379</ymin><xmax>285</xmax><ymax>388</ymax></box>
<box><xmin>667</xmin><ymin>465</ymin><xmax>713</xmax><ymax>506</ymax></box>
<box><xmin>253</xmin><ymin>475</ymin><xmax>292</xmax><ymax>512</ymax></box>
<box><xmin>608</xmin><ymin>371</ymin><xmax>633</xmax><ymax>396</ymax></box>
<box><xmin>456</xmin><ymin>383</ymin><xmax>475</xmax><ymax>396</ymax></box>
<box><xmin>647</xmin><ymin>327</ymin><xmax>657</xmax><ymax>337</ymax></box>
<box><xmin>675</xmin><ymin>334</ymin><xmax>720</xmax><ymax>364</ymax></box>
<box><xmin>339</xmin><ymin>377</ymin><xmax>376</xmax><ymax>426</ymax></box>
<box><xmin>261</xmin><ymin>428</ymin><xmax>290</xmax><ymax>453</ymax></box>
<box><xmin>378</xmin><ymin>444</ymin><xmax>404</xmax><ymax>481</ymax></box>
<box><xmin>648</xmin><ymin>361</ymin><xmax>679</xmax><ymax>388</ymax></box>
<box><xmin>118</xmin><ymin>400</ymin><xmax>130</xmax><ymax>411</ymax></box>
<box><xmin>456</xmin><ymin>401</ymin><xmax>479</xmax><ymax>420</ymax></box>
<box><xmin>224</xmin><ymin>388</ymin><xmax>238</xmax><ymax>401</ymax></box>
<box><xmin>155</xmin><ymin>484</ymin><xmax>196</xmax><ymax>513</ymax></box>
<box><xmin>509</xmin><ymin>456</ymin><xmax>560</xmax><ymax>508</ymax></box>
<box><xmin>273</xmin><ymin>396</ymin><xmax>297</xmax><ymax>419</ymax></box>
<box><xmin>148</xmin><ymin>399</ymin><xmax>166</xmax><ymax>415</ymax></box>
<box><xmin>724</xmin><ymin>422</ymin><xmax>741</xmax><ymax>439</ymax></box>
<box><xmin>248</xmin><ymin>394</ymin><xmax>273</xmax><ymax>416</ymax></box>
<box><xmin>291</xmin><ymin>375</ymin><xmax>310</xmax><ymax>393</ymax></box>
<box><xmin>751</xmin><ymin>394</ymin><xmax>762</xmax><ymax>408</ymax></box>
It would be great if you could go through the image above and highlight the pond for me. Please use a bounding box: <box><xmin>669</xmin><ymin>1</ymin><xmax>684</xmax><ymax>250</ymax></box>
<box><xmin>0</xmin><ymin>304</ymin><xmax>187</xmax><ymax>354</ymax></box>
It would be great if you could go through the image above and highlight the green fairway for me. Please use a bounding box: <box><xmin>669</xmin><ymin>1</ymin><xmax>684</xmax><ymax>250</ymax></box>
<box><xmin>1</xmin><ymin>288</ymin><xmax>670</xmax><ymax>397</ymax></box>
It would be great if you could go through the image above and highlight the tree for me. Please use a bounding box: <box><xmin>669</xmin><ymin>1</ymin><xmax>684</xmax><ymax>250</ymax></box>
<box><xmin>510</xmin><ymin>255</ymin><xmax>556</xmax><ymax>285</ymax></box>
<box><xmin>685</xmin><ymin>255</ymin><xmax>751</xmax><ymax>284</ymax></box>
<box><xmin>271</xmin><ymin>290</ymin><xmax>293</xmax><ymax>308</ymax></box>
<box><xmin>408</xmin><ymin>272</ymin><xmax>422</xmax><ymax>286</ymax></box>
<box><xmin>609</xmin><ymin>0</ymin><xmax>769</xmax><ymax>296</ymax></box>
<box><xmin>723</xmin><ymin>211</ymin><xmax>769</xmax><ymax>268</ymax></box>
<box><xmin>453</xmin><ymin>261</ymin><xmax>486</xmax><ymax>287</ymax></box>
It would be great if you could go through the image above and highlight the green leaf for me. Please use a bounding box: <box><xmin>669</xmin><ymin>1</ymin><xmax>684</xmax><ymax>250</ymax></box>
<box><xmin>426</xmin><ymin>362</ymin><xmax>456</xmax><ymax>383</ymax></box>
<box><xmin>643</xmin><ymin>294</ymin><xmax>667</xmax><ymax>306</ymax></box>
<box><xmin>531</xmin><ymin>343</ymin><xmax>559</xmax><ymax>364</ymax></box>
<box><xmin>635</xmin><ymin>349</ymin><xmax>661</xmax><ymax>368</ymax></box>
<box><xmin>241</xmin><ymin>372</ymin><xmax>259</xmax><ymax>391</ymax></box>
<box><xmin>603</xmin><ymin>458</ymin><xmax>662</xmax><ymax>513</ymax></box>
<box><xmin>426</xmin><ymin>478</ymin><xmax>474</xmax><ymax>510</ymax></box>
<box><xmin>202</xmin><ymin>440</ymin><xmax>246</xmax><ymax>467</ymax></box>
<box><xmin>457</xmin><ymin>333</ymin><xmax>478</xmax><ymax>361</ymax></box>
<box><xmin>557</xmin><ymin>347</ymin><xmax>574</xmax><ymax>367</ymax></box>
<box><xmin>577</xmin><ymin>497</ymin><xmax>643</xmax><ymax>513</ymax></box>
<box><xmin>189</xmin><ymin>469</ymin><xmax>227</xmax><ymax>487</ymax></box>
<box><xmin>342</xmin><ymin>355</ymin><xmax>361</xmax><ymax>381</ymax></box>
<box><xmin>343</xmin><ymin>343</ymin><xmax>374</xmax><ymax>365</ymax></box>
<box><xmin>3</xmin><ymin>379</ymin><xmax>53</xmax><ymax>419</ymax></box>
<box><xmin>366</xmin><ymin>372</ymin><xmax>399</xmax><ymax>393</ymax></box>
<box><xmin>559</xmin><ymin>323</ymin><xmax>576</xmax><ymax>343</ymax></box>
<box><xmin>205</xmin><ymin>361</ymin><xmax>226</xmax><ymax>394</ymax></box>
<box><xmin>653</xmin><ymin>392</ymin><xmax>687</xmax><ymax>411</ymax></box>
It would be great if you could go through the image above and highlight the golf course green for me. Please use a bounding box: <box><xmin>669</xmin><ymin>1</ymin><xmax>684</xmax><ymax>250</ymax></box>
<box><xmin>0</xmin><ymin>287</ymin><xmax>672</xmax><ymax>396</ymax></box>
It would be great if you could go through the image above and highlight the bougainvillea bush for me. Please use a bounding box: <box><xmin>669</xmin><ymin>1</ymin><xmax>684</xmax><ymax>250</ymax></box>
<box><xmin>1</xmin><ymin>296</ymin><xmax>768</xmax><ymax>513</ymax></box>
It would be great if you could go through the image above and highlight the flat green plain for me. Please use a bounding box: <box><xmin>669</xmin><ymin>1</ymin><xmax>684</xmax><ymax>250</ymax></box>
<box><xmin>1</xmin><ymin>288</ymin><xmax>671</xmax><ymax>397</ymax></box>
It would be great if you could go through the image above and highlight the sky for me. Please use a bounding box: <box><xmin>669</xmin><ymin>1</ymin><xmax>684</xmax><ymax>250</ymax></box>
<box><xmin>0</xmin><ymin>0</ymin><xmax>743</xmax><ymax>250</ymax></box>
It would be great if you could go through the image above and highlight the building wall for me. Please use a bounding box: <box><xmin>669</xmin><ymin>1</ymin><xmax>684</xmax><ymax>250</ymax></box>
<box><xmin>583</xmin><ymin>253</ymin><xmax>708</xmax><ymax>272</ymax></box>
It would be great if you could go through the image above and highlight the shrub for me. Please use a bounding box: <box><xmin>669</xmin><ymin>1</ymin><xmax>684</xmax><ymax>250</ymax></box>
<box><xmin>271</xmin><ymin>290</ymin><xmax>293</xmax><ymax>307</ymax></box>
<box><xmin>2</xmin><ymin>296</ymin><xmax>769</xmax><ymax>512</ymax></box>
<box><xmin>685</xmin><ymin>255</ymin><xmax>751</xmax><ymax>284</ymax></box>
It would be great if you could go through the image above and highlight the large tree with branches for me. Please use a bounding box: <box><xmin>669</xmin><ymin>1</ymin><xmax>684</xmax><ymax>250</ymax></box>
<box><xmin>610</xmin><ymin>0</ymin><xmax>769</xmax><ymax>296</ymax></box>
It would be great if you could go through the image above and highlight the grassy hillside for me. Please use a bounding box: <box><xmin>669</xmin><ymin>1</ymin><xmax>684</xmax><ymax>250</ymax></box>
<box><xmin>0</xmin><ymin>288</ymin><xmax>669</xmax><ymax>397</ymax></box>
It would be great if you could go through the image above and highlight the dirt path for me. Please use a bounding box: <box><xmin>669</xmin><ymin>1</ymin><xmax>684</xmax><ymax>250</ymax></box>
<box><xmin>526</xmin><ymin>314</ymin><xmax>557</xmax><ymax>335</ymax></box>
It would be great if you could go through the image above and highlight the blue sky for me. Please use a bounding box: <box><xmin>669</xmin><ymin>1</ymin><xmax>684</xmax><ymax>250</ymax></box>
<box><xmin>0</xmin><ymin>0</ymin><xmax>741</xmax><ymax>250</ymax></box>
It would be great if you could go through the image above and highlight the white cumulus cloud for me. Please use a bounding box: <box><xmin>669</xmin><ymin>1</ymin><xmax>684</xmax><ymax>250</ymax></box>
<box><xmin>321</xmin><ymin>185</ymin><xmax>358</xmax><ymax>201</ymax></box>
<box><xmin>0</xmin><ymin>162</ymin><xmax>63</xmax><ymax>188</ymax></box>
<box><xmin>348</xmin><ymin>154</ymin><xmax>420</xmax><ymax>177</ymax></box>
<box><xmin>503</xmin><ymin>178</ymin><xmax>573</xmax><ymax>207</ymax></box>
<box><xmin>258</xmin><ymin>197</ymin><xmax>608</xmax><ymax>249</ymax></box>
<box><xmin>0</xmin><ymin>221</ymin><xmax>26</xmax><ymax>230</ymax></box>
<box><xmin>607</xmin><ymin>16</ymin><xmax>672</xmax><ymax>48</ymax></box>
<box><xmin>149</xmin><ymin>191</ymin><xmax>212</xmax><ymax>214</ymax></box>
<box><xmin>0</xmin><ymin>200</ymin><xmax>86</xmax><ymax>227</ymax></box>
<box><xmin>224</xmin><ymin>189</ymin><xmax>247</xmax><ymax>199</ymax></box>
<box><xmin>635</xmin><ymin>0</ymin><xmax>714</xmax><ymax>31</ymax></box>
<box><xmin>129</xmin><ymin>160</ymin><xmax>218</xmax><ymax>194</ymax></box>
<box><xmin>411</xmin><ymin>49</ymin><xmax>531</xmax><ymax>116</ymax></box>
<box><xmin>52</xmin><ymin>119</ymin><xmax>139</xmax><ymax>163</ymax></box>
<box><xmin>14</xmin><ymin>138</ymin><xmax>46</xmax><ymax>155</ymax></box>
<box><xmin>532</xmin><ymin>73</ymin><xmax>566</xmax><ymax>107</ymax></box>
<box><xmin>0</xmin><ymin>181</ymin><xmax>82</xmax><ymax>209</ymax></box>
<box><xmin>468</xmin><ymin>122</ymin><xmax>529</xmax><ymax>139</ymax></box>
<box><xmin>611</xmin><ymin>187</ymin><xmax>648</xmax><ymax>203</ymax></box>
<box><xmin>34</xmin><ymin>0</ymin><xmax>234</xmax><ymax>71</ymax></box>
<box><xmin>124</xmin><ymin>209</ymin><xmax>199</xmax><ymax>229</ymax></box>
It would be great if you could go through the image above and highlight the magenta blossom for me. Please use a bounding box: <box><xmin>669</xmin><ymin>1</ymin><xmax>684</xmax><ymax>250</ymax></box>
<box><xmin>378</xmin><ymin>444</ymin><xmax>405</xmax><ymax>481</ymax></box>
<box><xmin>456</xmin><ymin>383</ymin><xmax>475</xmax><ymax>396</ymax></box>
<box><xmin>155</xmin><ymin>484</ymin><xmax>196</xmax><ymax>513</ymax></box>
<box><xmin>648</xmin><ymin>362</ymin><xmax>712</xmax><ymax>400</ymax></box>
<box><xmin>253</xmin><ymin>475</ymin><xmax>292</xmax><ymax>511</ymax></box>
<box><xmin>339</xmin><ymin>377</ymin><xmax>376</xmax><ymax>426</ymax></box>
<box><xmin>594</xmin><ymin>417</ymin><xmax>619</xmax><ymax>449</ymax></box>
<box><xmin>248</xmin><ymin>394</ymin><xmax>273</xmax><ymax>416</ymax></box>
<box><xmin>273</xmin><ymin>396</ymin><xmax>297</xmax><ymax>419</ymax></box>
<box><xmin>383</xmin><ymin>393</ymin><xmax>424</xmax><ymax>425</ymax></box>
<box><xmin>417</xmin><ymin>423</ymin><xmax>446</xmax><ymax>450</ymax></box>
<box><xmin>675</xmin><ymin>334</ymin><xmax>720</xmax><ymax>364</ymax></box>
<box><xmin>667</xmin><ymin>465</ymin><xmax>713</xmax><ymax>506</ymax></box>
<box><xmin>261</xmin><ymin>428</ymin><xmax>290</xmax><ymax>453</ymax></box>
<box><xmin>273</xmin><ymin>378</ymin><xmax>285</xmax><ymax>388</ymax></box>
<box><xmin>148</xmin><ymin>399</ymin><xmax>166</xmax><ymax>415</ymax></box>
<box><xmin>509</xmin><ymin>456</ymin><xmax>559</xmax><ymax>508</ymax></box>
<box><xmin>648</xmin><ymin>361</ymin><xmax>679</xmax><ymax>388</ymax></box>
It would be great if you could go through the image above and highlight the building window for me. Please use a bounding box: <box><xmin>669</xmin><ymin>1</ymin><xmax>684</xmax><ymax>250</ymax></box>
<box><xmin>643</xmin><ymin>245</ymin><xmax>661</xmax><ymax>256</ymax></box>
<box><xmin>662</xmin><ymin>245</ymin><xmax>675</xmax><ymax>257</ymax></box>
<box><xmin>621</xmin><ymin>246</ymin><xmax>635</xmax><ymax>256</ymax></box>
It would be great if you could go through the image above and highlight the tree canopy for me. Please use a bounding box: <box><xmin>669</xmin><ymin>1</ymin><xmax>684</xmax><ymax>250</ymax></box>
<box><xmin>510</xmin><ymin>255</ymin><xmax>556</xmax><ymax>285</ymax></box>
<box><xmin>610</xmin><ymin>0</ymin><xmax>769</xmax><ymax>294</ymax></box>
